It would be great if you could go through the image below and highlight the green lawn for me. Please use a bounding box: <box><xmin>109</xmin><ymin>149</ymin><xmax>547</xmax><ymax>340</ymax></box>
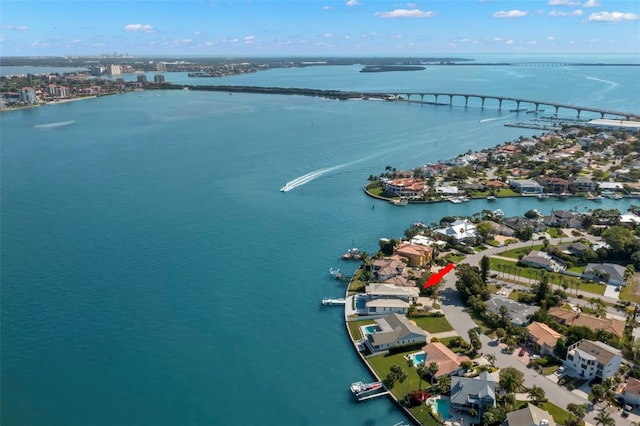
<box><xmin>368</xmin><ymin>351</ymin><xmax>426</xmax><ymax>400</ymax></box>
<box><xmin>574</xmin><ymin>281</ymin><xmax>606</xmax><ymax>296</ymax></box>
<box><xmin>540</xmin><ymin>401</ymin><xmax>578</xmax><ymax>425</ymax></box>
<box><xmin>547</xmin><ymin>228</ymin><xmax>565</xmax><ymax>238</ymax></box>
<box><xmin>347</xmin><ymin>319</ymin><xmax>376</xmax><ymax>340</ymax></box>
<box><xmin>498</xmin><ymin>245</ymin><xmax>543</xmax><ymax>259</ymax></box>
<box><xmin>411</xmin><ymin>316</ymin><xmax>454</xmax><ymax>333</ymax></box>
<box><xmin>567</xmin><ymin>265</ymin><xmax>586</xmax><ymax>274</ymax></box>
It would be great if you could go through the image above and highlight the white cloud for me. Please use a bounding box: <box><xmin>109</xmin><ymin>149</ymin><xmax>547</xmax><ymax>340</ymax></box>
<box><xmin>548</xmin><ymin>36</ymin><xmax>555</xmax><ymax>41</ymax></box>
<box><xmin>124</xmin><ymin>24</ymin><xmax>154</xmax><ymax>32</ymax></box>
<box><xmin>505</xmin><ymin>39</ymin><xmax>515</xmax><ymax>44</ymax></box>
<box><xmin>345</xmin><ymin>0</ymin><xmax>361</xmax><ymax>6</ymax></box>
<box><xmin>588</xmin><ymin>11</ymin><xmax>638</xmax><ymax>22</ymax></box>
<box><xmin>548</xmin><ymin>0</ymin><xmax>580</xmax><ymax>6</ymax></box>
<box><xmin>492</xmin><ymin>10</ymin><xmax>528</xmax><ymax>18</ymax></box>
<box><xmin>406</xmin><ymin>3</ymin><xmax>417</xmax><ymax>8</ymax></box>
<box><xmin>2</xmin><ymin>24</ymin><xmax>29</xmax><ymax>31</ymax></box>
<box><xmin>244</xmin><ymin>35</ymin><xmax>256</xmax><ymax>44</ymax></box>
<box><xmin>493</xmin><ymin>37</ymin><xmax>502</xmax><ymax>41</ymax></box>
<box><xmin>323</xmin><ymin>5</ymin><xmax>331</xmax><ymax>10</ymax></box>
<box><xmin>374</xmin><ymin>9</ymin><xmax>435</xmax><ymax>18</ymax></box>
<box><xmin>388</xmin><ymin>34</ymin><xmax>403</xmax><ymax>39</ymax></box>
<box><xmin>549</xmin><ymin>9</ymin><xmax>583</xmax><ymax>16</ymax></box>
<box><xmin>582</xmin><ymin>0</ymin><xmax>600</xmax><ymax>7</ymax></box>
<box><xmin>323</xmin><ymin>33</ymin><xmax>335</xmax><ymax>38</ymax></box>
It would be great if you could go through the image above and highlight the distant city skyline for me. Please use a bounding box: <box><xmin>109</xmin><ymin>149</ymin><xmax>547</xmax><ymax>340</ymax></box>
<box><xmin>1</xmin><ymin>0</ymin><xmax>639</xmax><ymax>57</ymax></box>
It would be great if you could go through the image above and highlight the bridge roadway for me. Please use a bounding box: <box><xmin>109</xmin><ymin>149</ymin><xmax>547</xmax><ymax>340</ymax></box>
<box><xmin>185</xmin><ymin>85</ymin><xmax>639</xmax><ymax>120</ymax></box>
<box><xmin>365</xmin><ymin>91</ymin><xmax>640</xmax><ymax>120</ymax></box>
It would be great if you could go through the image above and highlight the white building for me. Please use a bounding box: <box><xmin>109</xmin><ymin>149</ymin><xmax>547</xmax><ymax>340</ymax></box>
<box><xmin>565</xmin><ymin>339</ymin><xmax>622</xmax><ymax>380</ymax></box>
<box><xmin>435</xmin><ymin>219</ymin><xmax>477</xmax><ymax>243</ymax></box>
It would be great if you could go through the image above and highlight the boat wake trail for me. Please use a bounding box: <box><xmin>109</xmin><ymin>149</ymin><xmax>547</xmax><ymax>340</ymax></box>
<box><xmin>34</xmin><ymin>120</ymin><xmax>75</xmax><ymax>129</ymax></box>
<box><xmin>479</xmin><ymin>115</ymin><xmax>512</xmax><ymax>123</ymax></box>
<box><xmin>280</xmin><ymin>164</ymin><xmax>346</xmax><ymax>192</ymax></box>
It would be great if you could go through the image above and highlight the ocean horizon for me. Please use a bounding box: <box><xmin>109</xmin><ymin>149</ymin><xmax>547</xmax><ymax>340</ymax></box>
<box><xmin>2</xmin><ymin>55</ymin><xmax>639</xmax><ymax>426</ymax></box>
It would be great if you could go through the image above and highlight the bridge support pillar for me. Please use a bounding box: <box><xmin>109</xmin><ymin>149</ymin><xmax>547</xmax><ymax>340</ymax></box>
<box><xmin>464</xmin><ymin>96</ymin><xmax>469</xmax><ymax>107</ymax></box>
<box><xmin>448</xmin><ymin>95</ymin><xmax>453</xmax><ymax>106</ymax></box>
<box><xmin>481</xmin><ymin>97</ymin><xmax>485</xmax><ymax>108</ymax></box>
<box><xmin>498</xmin><ymin>99</ymin><xmax>502</xmax><ymax>110</ymax></box>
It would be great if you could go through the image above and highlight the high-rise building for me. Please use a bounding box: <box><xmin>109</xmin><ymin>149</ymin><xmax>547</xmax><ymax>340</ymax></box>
<box><xmin>156</xmin><ymin>62</ymin><xmax>167</xmax><ymax>72</ymax></box>
<box><xmin>18</xmin><ymin>87</ymin><xmax>37</xmax><ymax>104</ymax></box>
<box><xmin>154</xmin><ymin>74</ymin><xmax>165</xmax><ymax>84</ymax></box>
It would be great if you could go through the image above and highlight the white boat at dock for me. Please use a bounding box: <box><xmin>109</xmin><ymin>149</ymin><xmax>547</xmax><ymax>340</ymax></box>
<box><xmin>536</xmin><ymin>193</ymin><xmax>549</xmax><ymax>200</ymax></box>
<box><xmin>492</xmin><ymin>209</ymin><xmax>505</xmax><ymax>217</ymax></box>
<box><xmin>342</xmin><ymin>248</ymin><xmax>362</xmax><ymax>260</ymax></box>
<box><xmin>390</xmin><ymin>197</ymin><xmax>408</xmax><ymax>206</ymax></box>
<box><xmin>486</xmin><ymin>195</ymin><xmax>497</xmax><ymax>201</ymax></box>
<box><xmin>350</xmin><ymin>381</ymin><xmax>383</xmax><ymax>396</ymax></box>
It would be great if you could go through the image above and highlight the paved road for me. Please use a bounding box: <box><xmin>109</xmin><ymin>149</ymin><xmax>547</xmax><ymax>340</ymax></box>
<box><xmin>437</xmin><ymin>237</ymin><xmax>634</xmax><ymax>425</ymax></box>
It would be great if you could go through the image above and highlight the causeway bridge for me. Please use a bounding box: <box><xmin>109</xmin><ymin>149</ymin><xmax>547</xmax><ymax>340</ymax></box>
<box><xmin>370</xmin><ymin>92</ymin><xmax>640</xmax><ymax>120</ymax></box>
<box><xmin>184</xmin><ymin>85</ymin><xmax>640</xmax><ymax>120</ymax></box>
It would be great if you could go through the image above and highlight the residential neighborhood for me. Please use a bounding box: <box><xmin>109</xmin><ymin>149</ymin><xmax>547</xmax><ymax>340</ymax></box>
<box><xmin>346</xmin><ymin>136</ymin><xmax>640</xmax><ymax>426</ymax></box>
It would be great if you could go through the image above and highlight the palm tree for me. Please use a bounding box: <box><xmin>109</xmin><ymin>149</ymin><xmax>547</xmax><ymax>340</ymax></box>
<box><xmin>499</xmin><ymin>367</ymin><xmax>523</xmax><ymax>394</ymax></box>
<box><xmin>566</xmin><ymin>403</ymin><xmax>587</xmax><ymax>422</ymax></box>
<box><xmin>594</xmin><ymin>409</ymin><xmax>615</xmax><ymax>426</ymax></box>
<box><xmin>486</xmin><ymin>353</ymin><xmax>496</xmax><ymax>368</ymax></box>
<box><xmin>427</xmin><ymin>361</ymin><xmax>439</xmax><ymax>385</ymax></box>
<box><xmin>527</xmin><ymin>385</ymin><xmax>546</xmax><ymax>406</ymax></box>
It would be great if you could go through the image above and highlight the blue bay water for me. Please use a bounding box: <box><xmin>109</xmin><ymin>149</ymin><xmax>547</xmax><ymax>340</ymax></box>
<box><xmin>1</xmin><ymin>55</ymin><xmax>639</xmax><ymax>426</ymax></box>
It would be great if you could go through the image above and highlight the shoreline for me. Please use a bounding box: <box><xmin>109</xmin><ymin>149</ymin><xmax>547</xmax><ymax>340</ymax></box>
<box><xmin>343</xmin><ymin>268</ymin><xmax>426</xmax><ymax>426</ymax></box>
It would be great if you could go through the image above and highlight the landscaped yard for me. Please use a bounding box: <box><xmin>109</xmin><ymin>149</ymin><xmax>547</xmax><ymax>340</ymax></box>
<box><xmin>498</xmin><ymin>245</ymin><xmax>543</xmax><ymax>259</ymax></box>
<box><xmin>346</xmin><ymin>319</ymin><xmax>376</xmax><ymax>340</ymax></box>
<box><xmin>540</xmin><ymin>401</ymin><xmax>576</xmax><ymax>425</ymax></box>
<box><xmin>620</xmin><ymin>273</ymin><xmax>640</xmax><ymax>304</ymax></box>
<box><xmin>410</xmin><ymin>316</ymin><xmax>454</xmax><ymax>333</ymax></box>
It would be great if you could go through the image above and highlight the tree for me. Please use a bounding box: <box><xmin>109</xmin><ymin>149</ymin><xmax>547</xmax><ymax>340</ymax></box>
<box><xmin>566</xmin><ymin>403</ymin><xmax>587</xmax><ymax>422</ymax></box>
<box><xmin>594</xmin><ymin>409</ymin><xmax>615</xmax><ymax>426</ymax></box>
<box><xmin>495</xmin><ymin>327</ymin><xmax>506</xmax><ymax>342</ymax></box>
<box><xmin>602</xmin><ymin>225</ymin><xmax>635</xmax><ymax>254</ymax></box>
<box><xmin>480</xmin><ymin>255</ymin><xmax>491</xmax><ymax>283</ymax></box>
<box><xmin>497</xmin><ymin>305</ymin><xmax>511</xmax><ymax>328</ymax></box>
<box><xmin>468</xmin><ymin>327</ymin><xmax>482</xmax><ymax>353</ymax></box>
<box><xmin>499</xmin><ymin>367</ymin><xmax>524</xmax><ymax>394</ymax></box>
<box><xmin>591</xmin><ymin>384</ymin><xmax>606</xmax><ymax>403</ymax></box>
<box><xmin>527</xmin><ymin>385</ymin><xmax>546</xmax><ymax>406</ymax></box>
<box><xmin>486</xmin><ymin>353</ymin><xmax>496</xmax><ymax>368</ymax></box>
<box><xmin>427</xmin><ymin>362</ymin><xmax>439</xmax><ymax>385</ymax></box>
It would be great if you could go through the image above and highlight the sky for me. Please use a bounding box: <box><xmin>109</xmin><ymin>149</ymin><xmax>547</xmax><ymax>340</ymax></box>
<box><xmin>1</xmin><ymin>0</ymin><xmax>639</xmax><ymax>57</ymax></box>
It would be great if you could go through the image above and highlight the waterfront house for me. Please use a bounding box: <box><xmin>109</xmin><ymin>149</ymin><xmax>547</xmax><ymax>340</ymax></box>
<box><xmin>393</xmin><ymin>242</ymin><xmax>433</xmax><ymax>268</ymax></box>
<box><xmin>449</xmin><ymin>372</ymin><xmax>496</xmax><ymax>420</ymax></box>
<box><xmin>548</xmin><ymin>307</ymin><xmax>625</xmax><ymax>339</ymax></box>
<box><xmin>526</xmin><ymin>321</ymin><xmax>562</xmax><ymax>356</ymax></box>
<box><xmin>503</xmin><ymin>216</ymin><xmax>547</xmax><ymax>234</ymax></box>
<box><xmin>564</xmin><ymin>339</ymin><xmax>622</xmax><ymax>380</ymax></box>
<box><xmin>384</xmin><ymin>178</ymin><xmax>425</xmax><ymax>198</ymax></box>
<box><xmin>364</xmin><ymin>313</ymin><xmax>428</xmax><ymax>353</ymax></box>
<box><xmin>434</xmin><ymin>219</ymin><xmax>477</xmax><ymax>243</ymax></box>
<box><xmin>521</xmin><ymin>251</ymin><xmax>563</xmax><ymax>272</ymax></box>
<box><xmin>537</xmin><ymin>177</ymin><xmax>569</xmax><ymax>194</ymax></box>
<box><xmin>363</xmin><ymin>283</ymin><xmax>420</xmax><ymax>315</ymax></box>
<box><xmin>571</xmin><ymin>176</ymin><xmax>597</xmax><ymax>193</ymax></box>
<box><xmin>486</xmin><ymin>295</ymin><xmax>539</xmax><ymax>326</ymax></box>
<box><xmin>618</xmin><ymin>377</ymin><xmax>640</xmax><ymax>407</ymax></box>
<box><xmin>420</xmin><ymin>342</ymin><xmax>471</xmax><ymax>378</ymax></box>
<box><xmin>505</xmin><ymin>403</ymin><xmax>556</xmax><ymax>426</ymax></box>
<box><xmin>435</xmin><ymin>185</ymin><xmax>460</xmax><ymax>196</ymax></box>
<box><xmin>583</xmin><ymin>263</ymin><xmax>627</xmax><ymax>286</ymax></box>
<box><xmin>484</xmin><ymin>179</ymin><xmax>509</xmax><ymax>190</ymax></box>
<box><xmin>371</xmin><ymin>258</ymin><xmax>407</xmax><ymax>282</ymax></box>
<box><xmin>509</xmin><ymin>179</ymin><xmax>544</xmax><ymax>195</ymax></box>
<box><xmin>543</xmin><ymin>210</ymin><xmax>582</xmax><ymax>228</ymax></box>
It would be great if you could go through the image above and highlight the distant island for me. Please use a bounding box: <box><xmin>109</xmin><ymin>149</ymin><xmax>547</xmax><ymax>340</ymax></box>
<box><xmin>360</xmin><ymin>65</ymin><xmax>426</xmax><ymax>73</ymax></box>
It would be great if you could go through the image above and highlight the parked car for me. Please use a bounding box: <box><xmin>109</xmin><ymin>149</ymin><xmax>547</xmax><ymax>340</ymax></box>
<box><xmin>518</xmin><ymin>348</ymin><xmax>525</xmax><ymax>356</ymax></box>
<box><xmin>530</xmin><ymin>354</ymin><xmax>540</xmax><ymax>360</ymax></box>
<box><xmin>554</xmin><ymin>366</ymin><xmax>565</xmax><ymax>376</ymax></box>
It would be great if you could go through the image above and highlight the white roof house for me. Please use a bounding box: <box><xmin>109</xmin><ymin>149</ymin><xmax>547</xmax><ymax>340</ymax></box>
<box><xmin>435</xmin><ymin>219</ymin><xmax>477</xmax><ymax>243</ymax></box>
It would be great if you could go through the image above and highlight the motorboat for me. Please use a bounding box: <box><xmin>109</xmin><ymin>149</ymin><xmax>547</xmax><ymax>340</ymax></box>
<box><xmin>350</xmin><ymin>381</ymin><xmax>383</xmax><ymax>396</ymax></box>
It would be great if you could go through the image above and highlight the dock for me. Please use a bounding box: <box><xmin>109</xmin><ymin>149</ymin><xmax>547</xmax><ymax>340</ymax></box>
<box><xmin>356</xmin><ymin>389</ymin><xmax>391</xmax><ymax>402</ymax></box>
<box><xmin>322</xmin><ymin>298</ymin><xmax>346</xmax><ymax>306</ymax></box>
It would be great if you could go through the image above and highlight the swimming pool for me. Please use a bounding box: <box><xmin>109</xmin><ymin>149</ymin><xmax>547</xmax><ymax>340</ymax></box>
<box><xmin>363</xmin><ymin>325</ymin><xmax>381</xmax><ymax>334</ymax></box>
<box><xmin>431</xmin><ymin>397</ymin><xmax>450</xmax><ymax>419</ymax></box>
<box><xmin>407</xmin><ymin>351</ymin><xmax>426</xmax><ymax>366</ymax></box>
